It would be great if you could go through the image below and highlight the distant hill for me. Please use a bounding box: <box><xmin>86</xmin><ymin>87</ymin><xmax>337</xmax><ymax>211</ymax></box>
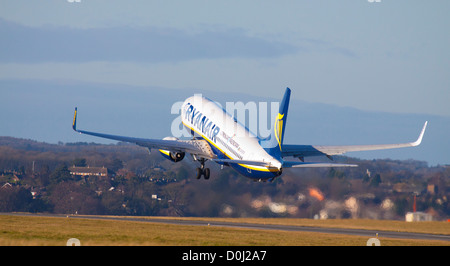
<box><xmin>1</xmin><ymin>79</ymin><xmax>449</xmax><ymax>165</ymax></box>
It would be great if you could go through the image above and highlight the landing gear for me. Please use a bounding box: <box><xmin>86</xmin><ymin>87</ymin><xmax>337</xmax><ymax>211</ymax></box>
<box><xmin>195</xmin><ymin>158</ymin><xmax>210</xmax><ymax>180</ymax></box>
<box><xmin>196</xmin><ymin>167</ymin><xmax>210</xmax><ymax>179</ymax></box>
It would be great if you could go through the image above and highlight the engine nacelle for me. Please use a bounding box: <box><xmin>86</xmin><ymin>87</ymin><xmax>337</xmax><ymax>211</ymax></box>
<box><xmin>159</xmin><ymin>137</ymin><xmax>185</xmax><ymax>162</ymax></box>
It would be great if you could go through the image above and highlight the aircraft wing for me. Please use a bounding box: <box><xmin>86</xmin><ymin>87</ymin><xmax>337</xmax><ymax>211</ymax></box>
<box><xmin>282</xmin><ymin>121</ymin><xmax>428</xmax><ymax>159</ymax></box>
<box><xmin>72</xmin><ymin>108</ymin><xmax>215</xmax><ymax>158</ymax></box>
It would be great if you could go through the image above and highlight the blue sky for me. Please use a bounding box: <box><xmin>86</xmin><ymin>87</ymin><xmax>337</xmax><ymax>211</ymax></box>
<box><xmin>1</xmin><ymin>0</ymin><xmax>449</xmax><ymax>117</ymax></box>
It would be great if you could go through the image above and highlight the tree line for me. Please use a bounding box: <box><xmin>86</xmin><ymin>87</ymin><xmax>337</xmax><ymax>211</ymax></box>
<box><xmin>0</xmin><ymin>137</ymin><xmax>449</xmax><ymax>220</ymax></box>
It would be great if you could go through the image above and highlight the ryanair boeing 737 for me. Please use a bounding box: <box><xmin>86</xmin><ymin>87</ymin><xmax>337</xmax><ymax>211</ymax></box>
<box><xmin>72</xmin><ymin>88</ymin><xmax>427</xmax><ymax>181</ymax></box>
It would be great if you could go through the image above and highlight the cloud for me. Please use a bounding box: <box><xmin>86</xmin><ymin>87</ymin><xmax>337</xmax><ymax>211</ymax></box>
<box><xmin>297</xmin><ymin>37</ymin><xmax>358</xmax><ymax>58</ymax></box>
<box><xmin>0</xmin><ymin>19</ymin><xmax>297</xmax><ymax>63</ymax></box>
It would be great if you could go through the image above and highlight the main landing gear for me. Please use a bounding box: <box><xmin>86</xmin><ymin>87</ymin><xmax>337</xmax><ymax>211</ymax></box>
<box><xmin>196</xmin><ymin>158</ymin><xmax>210</xmax><ymax>180</ymax></box>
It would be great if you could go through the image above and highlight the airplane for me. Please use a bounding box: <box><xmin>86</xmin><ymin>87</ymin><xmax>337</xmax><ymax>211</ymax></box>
<box><xmin>72</xmin><ymin>88</ymin><xmax>428</xmax><ymax>182</ymax></box>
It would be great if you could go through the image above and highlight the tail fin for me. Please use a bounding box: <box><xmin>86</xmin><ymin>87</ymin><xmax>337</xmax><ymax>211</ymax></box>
<box><xmin>262</xmin><ymin>87</ymin><xmax>291</xmax><ymax>159</ymax></box>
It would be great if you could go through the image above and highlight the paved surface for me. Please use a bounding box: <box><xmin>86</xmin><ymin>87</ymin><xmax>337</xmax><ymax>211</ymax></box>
<box><xmin>2</xmin><ymin>212</ymin><xmax>449</xmax><ymax>242</ymax></box>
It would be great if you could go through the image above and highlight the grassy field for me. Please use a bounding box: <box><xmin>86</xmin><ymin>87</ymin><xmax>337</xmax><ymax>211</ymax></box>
<box><xmin>0</xmin><ymin>214</ymin><xmax>449</xmax><ymax>246</ymax></box>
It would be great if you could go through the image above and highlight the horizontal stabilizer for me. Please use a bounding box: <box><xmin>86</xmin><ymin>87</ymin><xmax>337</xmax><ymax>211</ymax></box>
<box><xmin>283</xmin><ymin>161</ymin><xmax>358</xmax><ymax>168</ymax></box>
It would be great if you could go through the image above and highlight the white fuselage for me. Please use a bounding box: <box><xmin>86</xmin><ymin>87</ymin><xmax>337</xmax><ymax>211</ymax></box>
<box><xmin>180</xmin><ymin>95</ymin><xmax>282</xmax><ymax>178</ymax></box>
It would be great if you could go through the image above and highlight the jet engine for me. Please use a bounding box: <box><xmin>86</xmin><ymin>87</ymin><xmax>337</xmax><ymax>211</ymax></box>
<box><xmin>159</xmin><ymin>137</ymin><xmax>185</xmax><ymax>162</ymax></box>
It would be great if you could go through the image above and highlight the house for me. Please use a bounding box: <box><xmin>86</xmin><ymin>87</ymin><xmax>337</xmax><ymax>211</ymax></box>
<box><xmin>69</xmin><ymin>166</ymin><xmax>108</xmax><ymax>178</ymax></box>
<box><xmin>1</xmin><ymin>182</ymin><xmax>12</xmax><ymax>189</ymax></box>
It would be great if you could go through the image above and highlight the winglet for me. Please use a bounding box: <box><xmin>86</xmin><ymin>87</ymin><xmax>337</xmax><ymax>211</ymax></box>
<box><xmin>72</xmin><ymin>107</ymin><xmax>78</xmax><ymax>131</ymax></box>
<box><xmin>412</xmin><ymin>121</ymin><xmax>428</xmax><ymax>146</ymax></box>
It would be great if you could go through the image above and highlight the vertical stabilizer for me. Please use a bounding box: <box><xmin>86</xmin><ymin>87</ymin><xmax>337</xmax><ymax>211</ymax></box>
<box><xmin>261</xmin><ymin>87</ymin><xmax>291</xmax><ymax>159</ymax></box>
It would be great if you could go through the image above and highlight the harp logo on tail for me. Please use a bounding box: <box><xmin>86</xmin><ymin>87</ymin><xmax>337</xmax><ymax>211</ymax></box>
<box><xmin>274</xmin><ymin>113</ymin><xmax>284</xmax><ymax>150</ymax></box>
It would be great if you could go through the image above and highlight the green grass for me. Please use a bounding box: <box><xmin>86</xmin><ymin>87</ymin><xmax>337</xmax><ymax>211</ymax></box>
<box><xmin>0</xmin><ymin>214</ymin><xmax>448</xmax><ymax>246</ymax></box>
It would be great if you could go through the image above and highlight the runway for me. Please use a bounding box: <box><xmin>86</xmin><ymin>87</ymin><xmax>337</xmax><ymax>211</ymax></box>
<box><xmin>3</xmin><ymin>212</ymin><xmax>449</xmax><ymax>242</ymax></box>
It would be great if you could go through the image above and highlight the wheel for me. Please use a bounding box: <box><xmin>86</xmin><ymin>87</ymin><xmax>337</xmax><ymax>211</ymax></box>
<box><xmin>204</xmin><ymin>168</ymin><xmax>210</xmax><ymax>180</ymax></box>
<box><xmin>196</xmin><ymin>168</ymin><xmax>202</xmax><ymax>179</ymax></box>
